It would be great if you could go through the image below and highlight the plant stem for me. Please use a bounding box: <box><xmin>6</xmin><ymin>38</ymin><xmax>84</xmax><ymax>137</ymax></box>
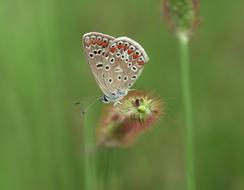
<box><xmin>178</xmin><ymin>32</ymin><xmax>195</xmax><ymax>190</ymax></box>
<box><xmin>97</xmin><ymin>147</ymin><xmax>114</xmax><ymax>190</ymax></box>
<box><xmin>83</xmin><ymin>115</ymin><xmax>96</xmax><ymax>190</ymax></box>
<box><xmin>103</xmin><ymin>148</ymin><xmax>113</xmax><ymax>190</ymax></box>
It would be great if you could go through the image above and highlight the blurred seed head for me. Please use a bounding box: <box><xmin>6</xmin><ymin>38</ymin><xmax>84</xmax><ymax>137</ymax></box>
<box><xmin>96</xmin><ymin>91</ymin><xmax>164</xmax><ymax>147</ymax></box>
<box><xmin>162</xmin><ymin>0</ymin><xmax>200</xmax><ymax>39</ymax></box>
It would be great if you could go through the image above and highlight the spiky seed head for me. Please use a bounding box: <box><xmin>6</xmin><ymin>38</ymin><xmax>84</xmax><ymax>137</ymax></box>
<box><xmin>96</xmin><ymin>91</ymin><xmax>164</xmax><ymax>147</ymax></box>
<box><xmin>162</xmin><ymin>0</ymin><xmax>200</xmax><ymax>39</ymax></box>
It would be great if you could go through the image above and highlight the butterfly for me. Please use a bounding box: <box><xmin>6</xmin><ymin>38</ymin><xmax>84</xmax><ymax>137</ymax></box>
<box><xmin>82</xmin><ymin>32</ymin><xmax>149</xmax><ymax>105</ymax></box>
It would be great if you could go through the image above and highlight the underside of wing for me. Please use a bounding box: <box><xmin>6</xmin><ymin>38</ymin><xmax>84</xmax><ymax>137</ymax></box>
<box><xmin>102</xmin><ymin>36</ymin><xmax>149</xmax><ymax>93</ymax></box>
<box><xmin>82</xmin><ymin>32</ymin><xmax>115</xmax><ymax>96</ymax></box>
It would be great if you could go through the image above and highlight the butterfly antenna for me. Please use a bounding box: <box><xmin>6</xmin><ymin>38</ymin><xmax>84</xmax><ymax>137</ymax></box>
<box><xmin>75</xmin><ymin>96</ymin><xmax>101</xmax><ymax>116</ymax></box>
<box><xmin>74</xmin><ymin>95</ymin><xmax>99</xmax><ymax>106</ymax></box>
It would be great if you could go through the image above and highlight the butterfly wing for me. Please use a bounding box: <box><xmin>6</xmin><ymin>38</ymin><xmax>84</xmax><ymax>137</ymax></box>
<box><xmin>103</xmin><ymin>37</ymin><xmax>149</xmax><ymax>94</ymax></box>
<box><xmin>82</xmin><ymin>32</ymin><xmax>115</xmax><ymax>96</ymax></box>
<box><xmin>83</xmin><ymin>32</ymin><xmax>149</xmax><ymax>101</ymax></box>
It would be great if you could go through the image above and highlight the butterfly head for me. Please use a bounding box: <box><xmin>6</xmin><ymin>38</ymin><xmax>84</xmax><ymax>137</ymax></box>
<box><xmin>100</xmin><ymin>95</ymin><xmax>111</xmax><ymax>104</ymax></box>
<box><xmin>100</xmin><ymin>89</ymin><xmax>128</xmax><ymax>104</ymax></box>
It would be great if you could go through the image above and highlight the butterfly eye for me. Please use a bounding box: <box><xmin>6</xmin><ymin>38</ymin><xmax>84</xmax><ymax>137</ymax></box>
<box><xmin>125</xmin><ymin>58</ymin><xmax>129</xmax><ymax>63</ymax></box>
<box><xmin>93</xmin><ymin>50</ymin><xmax>98</xmax><ymax>54</ymax></box>
<box><xmin>103</xmin><ymin>38</ymin><xmax>108</xmax><ymax>43</ymax></box>
<box><xmin>131</xmin><ymin>75</ymin><xmax>137</xmax><ymax>80</ymax></box>
<box><xmin>123</xmin><ymin>76</ymin><xmax>128</xmax><ymax>81</ymax></box>
<box><xmin>103</xmin><ymin>95</ymin><xmax>109</xmax><ymax>103</ymax></box>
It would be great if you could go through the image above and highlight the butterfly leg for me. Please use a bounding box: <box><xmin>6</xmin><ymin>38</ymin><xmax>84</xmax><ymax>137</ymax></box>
<box><xmin>113</xmin><ymin>100</ymin><xmax>122</xmax><ymax>106</ymax></box>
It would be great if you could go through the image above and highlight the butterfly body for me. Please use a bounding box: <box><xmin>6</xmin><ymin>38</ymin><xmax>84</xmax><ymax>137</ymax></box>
<box><xmin>82</xmin><ymin>32</ymin><xmax>149</xmax><ymax>104</ymax></box>
<box><xmin>100</xmin><ymin>89</ymin><xmax>128</xmax><ymax>104</ymax></box>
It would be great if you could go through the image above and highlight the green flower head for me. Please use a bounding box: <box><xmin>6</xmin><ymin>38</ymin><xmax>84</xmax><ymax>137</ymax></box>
<box><xmin>96</xmin><ymin>91</ymin><xmax>164</xmax><ymax>147</ymax></box>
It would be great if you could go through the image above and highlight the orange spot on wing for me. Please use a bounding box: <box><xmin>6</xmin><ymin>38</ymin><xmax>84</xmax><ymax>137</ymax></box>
<box><xmin>102</xmin><ymin>42</ymin><xmax>109</xmax><ymax>47</ymax></box>
<box><xmin>91</xmin><ymin>39</ymin><xmax>96</xmax><ymax>45</ymax></box>
<box><xmin>132</xmin><ymin>54</ymin><xmax>140</xmax><ymax>59</ymax></box>
<box><xmin>137</xmin><ymin>60</ymin><xmax>145</xmax><ymax>66</ymax></box>
<box><xmin>110</xmin><ymin>47</ymin><xmax>116</xmax><ymax>53</ymax></box>
<box><xmin>117</xmin><ymin>44</ymin><xmax>123</xmax><ymax>49</ymax></box>
<box><xmin>97</xmin><ymin>40</ymin><xmax>102</xmax><ymax>46</ymax></box>
<box><xmin>127</xmin><ymin>49</ymin><xmax>134</xmax><ymax>55</ymax></box>
<box><xmin>123</xmin><ymin>46</ymin><xmax>129</xmax><ymax>51</ymax></box>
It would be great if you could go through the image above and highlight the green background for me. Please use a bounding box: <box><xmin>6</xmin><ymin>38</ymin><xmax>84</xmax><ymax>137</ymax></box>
<box><xmin>1</xmin><ymin>0</ymin><xmax>244</xmax><ymax>189</ymax></box>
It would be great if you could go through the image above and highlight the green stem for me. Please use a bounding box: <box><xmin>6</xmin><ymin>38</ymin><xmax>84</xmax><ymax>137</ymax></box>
<box><xmin>97</xmin><ymin>147</ymin><xmax>114</xmax><ymax>190</ymax></box>
<box><xmin>178</xmin><ymin>33</ymin><xmax>195</xmax><ymax>190</ymax></box>
<box><xmin>83</xmin><ymin>115</ymin><xmax>96</xmax><ymax>190</ymax></box>
<box><xmin>103</xmin><ymin>148</ymin><xmax>112</xmax><ymax>190</ymax></box>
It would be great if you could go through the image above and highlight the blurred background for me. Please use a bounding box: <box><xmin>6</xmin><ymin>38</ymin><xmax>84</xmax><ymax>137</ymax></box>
<box><xmin>0</xmin><ymin>0</ymin><xmax>244</xmax><ymax>189</ymax></box>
